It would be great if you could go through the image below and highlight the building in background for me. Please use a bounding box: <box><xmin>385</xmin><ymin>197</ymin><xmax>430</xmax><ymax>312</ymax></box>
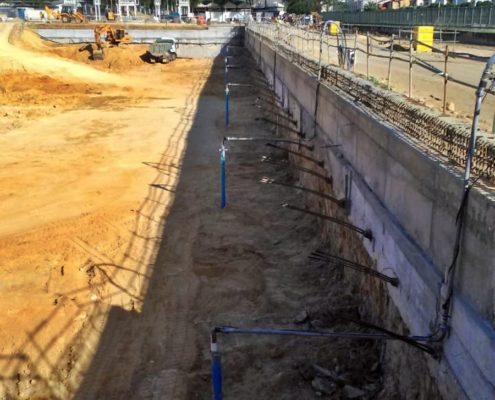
<box><xmin>178</xmin><ymin>0</ymin><xmax>190</xmax><ymax>16</ymax></box>
<box><xmin>193</xmin><ymin>1</ymin><xmax>252</xmax><ymax>22</ymax></box>
<box><xmin>117</xmin><ymin>0</ymin><xmax>137</xmax><ymax>17</ymax></box>
<box><xmin>252</xmin><ymin>0</ymin><xmax>284</xmax><ymax>14</ymax></box>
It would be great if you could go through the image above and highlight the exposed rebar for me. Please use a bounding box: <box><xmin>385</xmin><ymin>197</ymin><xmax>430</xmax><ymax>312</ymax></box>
<box><xmin>260</xmin><ymin>177</ymin><xmax>345</xmax><ymax>207</ymax></box>
<box><xmin>260</xmin><ymin>156</ymin><xmax>333</xmax><ymax>184</ymax></box>
<box><xmin>309</xmin><ymin>250</ymin><xmax>398</xmax><ymax>286</ymax></box>
<box><xmin>258</xmin><ymin>117</ymin><xmax>304</xmax><ymax>138</ymax></box>
<box><xmin>282</xmin><ymin>203</ymin><xmax>373</xmax><ymax>240</ymax></box>
<box><xmin>225</xmin><ymin>136</ymin><xmax>313</xmax><ymax>151</ymax></box>
<box><xmin>255</xmin><ymin>114</ymin><xmax>297</xmax><ymax>125</ymax></box>
<box><xmin>267</xmin><ymin>143</ymin><xmax>324</xmax><ymax>168</ymax></box>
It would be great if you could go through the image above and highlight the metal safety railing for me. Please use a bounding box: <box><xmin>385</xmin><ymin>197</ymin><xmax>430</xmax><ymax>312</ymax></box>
<box><xmin>246</xmin><ymin>21</ymin><xmax>495</xmax><ymax>181</ymax></box>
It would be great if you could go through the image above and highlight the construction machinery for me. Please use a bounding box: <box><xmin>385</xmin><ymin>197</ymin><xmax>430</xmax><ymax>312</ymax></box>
<box><xmin>146</xmin><ymin>38</ymin><xmax>178</xmax><ymax>64</ymax></box>
<box><xmin>92</xmin><ymin>25</ymin><xmax>132</xmax><ymax>60</ymax></box>
<box><xmin>44</xmin><ymin>5</ymin><xmax>59</xmax><ymax>21</ymax></box>
<box><xmin>44</xmin><ymin>5</ymin><xmax>85</xmax><ymax>23</ymax></box>
<box><xmin>61</xmin><ymin>5</ymin><xmax>85</xmax><ymax>23</ymax></box>
<box><xmin>106</xmin><ymin>10</ymin><xmax>115</xmax><ymax>21</ymax></box>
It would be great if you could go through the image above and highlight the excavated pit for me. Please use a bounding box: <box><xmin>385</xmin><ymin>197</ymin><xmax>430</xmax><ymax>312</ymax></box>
<box><xmin>0</xmin><ymin>23</ymin><xmax>444</xmax><ymax>399</ymax></box>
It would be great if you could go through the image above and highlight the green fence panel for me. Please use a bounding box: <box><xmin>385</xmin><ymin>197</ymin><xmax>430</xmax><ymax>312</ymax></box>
<box><xmin>322</xmin><ymin>6</ymin><xmax>495</xmax><ymax>30</ymax></box>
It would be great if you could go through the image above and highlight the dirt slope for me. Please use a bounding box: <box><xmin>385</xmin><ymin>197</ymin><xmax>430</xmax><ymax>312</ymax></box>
<box><xmin>0</xmin><ymin>22</ymin><xmax>213</xmax><ymax>398</ymax></box>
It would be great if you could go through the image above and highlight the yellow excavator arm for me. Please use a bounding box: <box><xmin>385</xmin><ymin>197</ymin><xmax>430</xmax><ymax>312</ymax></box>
<box><xmin>93</xmin><ymin>25</ymin><xmax>132</xmax><ymax>60</ymax></box>
<box><xmin>94</xmin><ymin>25</ymin><xmax>132</xmax><ymax>47</ymax></box>
<box><xmin>44</xmin><ymin>5</ymin><xmax>60</xmax><ymax>21</ymax></box>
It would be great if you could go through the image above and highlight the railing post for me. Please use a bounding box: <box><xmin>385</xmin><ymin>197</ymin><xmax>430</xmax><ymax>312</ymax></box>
<box><xmin>318</xmin><ymin>21</ymin><xmax>331</xmax><ymax>81</ymax></box>
<box><xmin>366</xmin><ymin>31</ymin><xmax>370</xmax><ymax>80</ymax></box>
<box><xmin>408</xmin><ymin>38</ymin><xmax>413</xmax><ymax>99</ymax></box>
<box><xmin>443</xmin><ymin>45</ymin><xmax>449</xmax><ymax>114</ymax></box>
<box><xmin>353</xmin><ymin>29</ymin><xmax>358</xmax><ymax>72</ymax></box>
<box><xmin>387</xmin><ymin>34</ymin><xmax>394</xmax><ymax>90</ymax></box>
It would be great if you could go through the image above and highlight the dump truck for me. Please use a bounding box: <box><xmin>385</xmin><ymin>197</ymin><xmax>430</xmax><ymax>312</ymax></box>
<box><xmin>146</xmin><ymin>38</ymin><xmax>178</xmax><ymax>64</ymax></box>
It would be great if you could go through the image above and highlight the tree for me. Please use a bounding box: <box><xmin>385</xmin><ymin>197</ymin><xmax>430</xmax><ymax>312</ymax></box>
<box><xmin>286</xmin><ymin>0</ymin><xmax>320</xmax><ymax>14</ymax></box>
<box><xmin>321</xmin><ymin>0</ymin><xmax>352</xmax><ymax>12</ymax></box>
<box><xmin>363</xmin><ymin>3</ymin><xmax>379</xmax><ymax>11</ymax></box>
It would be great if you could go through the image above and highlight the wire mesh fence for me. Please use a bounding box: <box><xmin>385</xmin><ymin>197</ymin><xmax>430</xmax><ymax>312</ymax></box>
<box><xmin>246</xmin><ymin>21</ymin><xmax>495</xmax><ymax>181</ymax></box>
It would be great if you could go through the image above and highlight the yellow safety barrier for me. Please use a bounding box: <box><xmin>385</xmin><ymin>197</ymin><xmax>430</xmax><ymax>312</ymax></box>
<box><xmin>413</xmin><ymin>26</ymin><xmax>434</xmax><ymax>53</ymax></box>
<box><xmin>329</xmin><ymin>21</ymin><xmax>340</xmax><ymax>36</ymax></box>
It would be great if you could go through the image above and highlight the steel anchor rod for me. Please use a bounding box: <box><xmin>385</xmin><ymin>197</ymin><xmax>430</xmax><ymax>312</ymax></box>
<box><xmin>260</xmin><ymin>156</ymin><xmax>333</xmax><ymax>184</ymax></box>
<box><xmin>282</xmin><ymin>203</ymin><xmax>373</xmax><ymax>241</ymax></box>
<box><xmin>266</xmin><ymin>143</ymin><xmax>324</xmax><ymax>168</ymax></box>
<box><xmin>255</xmin><ymin>114</ymin><xmax>297</xmax><ymax>125</ymax></box>
<box><xmin>225</xmin><ymin>136</ymin><xmax>313</xmax><ymax>151</ymax></box>
<box><xmin>309</xmin><ymin>250</ymin><xmax>398</xmax><ymax>286</ymax></box>
<box><xmin>258</xmin><ymin>118</ymin><xmax>304</xmax><ymax>138</ymax></box>
<box><xmin>260</xmin><ymin>177</ymin><xmax>345</xmax><ymax>207</ymax></box>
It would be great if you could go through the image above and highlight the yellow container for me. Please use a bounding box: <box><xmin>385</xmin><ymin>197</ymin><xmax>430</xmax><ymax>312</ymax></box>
<box><xmin>329</xmin><ymin>21</ymin><xmax>340</xmax><ymax>36</ymax></box>
<box><xmin>413</xmin><ymin>26</ymin><xmax>434</xmax><ymax>53</ymax></box>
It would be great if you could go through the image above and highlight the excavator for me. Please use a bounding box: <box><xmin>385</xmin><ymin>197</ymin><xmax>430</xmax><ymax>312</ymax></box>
<box><xmin>44</xmin><ymin>5</ymin><xmax>85</xmax><ymax>23</ymax></box>
<box><xmin>93</xmin><ymin>25</ymin><xmax>132</xmax><ymax>60</ymax></box>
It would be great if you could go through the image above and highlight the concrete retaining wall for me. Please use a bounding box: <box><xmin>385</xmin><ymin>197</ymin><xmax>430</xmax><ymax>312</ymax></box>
<box><xmin>245</xmin><ymin>29</ymin><xmax>495</xmax><ymax>400</ymax></box>
<box><xmin>35</xmin><ymin>26</ymin><xmax>243</xmax><ymax>58</ymax></box>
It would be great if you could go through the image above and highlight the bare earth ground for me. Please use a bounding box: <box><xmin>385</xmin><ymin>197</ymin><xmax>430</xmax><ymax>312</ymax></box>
<box><xmin>294</xmin><ymin>32</ymin><xmax>495</xmax><ymax>133</ymax></box>
<box><xmin>0</xmin><ymin>22</ymin><xmax>212</xmax><ymax>398</ymax></box>
<box><xmin>0</xmin><ymin>23</ymin><xmax>436</xmax><ymax>400</ymax></box>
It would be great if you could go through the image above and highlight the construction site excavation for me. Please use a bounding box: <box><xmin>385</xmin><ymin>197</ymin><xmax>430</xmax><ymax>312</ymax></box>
<box><xmin>0</xmin><ymin>15</ymin><xmax>494</xmax><ymax>400</ymax></box>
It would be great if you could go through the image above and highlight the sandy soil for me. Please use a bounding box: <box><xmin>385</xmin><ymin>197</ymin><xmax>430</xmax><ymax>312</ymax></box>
<box><xmin>294</xmin><ymin>32</ymin><xmax>495</xmax><ymax>133</ymax></box>
<box><xmin>0</xmin><ymin>22</ymin><xmax>212</xmax><ymax>398</ymax></box>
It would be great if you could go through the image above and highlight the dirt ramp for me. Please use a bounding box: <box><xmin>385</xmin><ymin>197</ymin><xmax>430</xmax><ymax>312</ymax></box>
<box><xmin>0</xmin><ymin>23</ymin><xmax>124</xmax><ymax>84</ymax></box>
<box><xmin>12</xmin><ymin>24</ymin><xmax>153</xmax><ymax>73</ymax></box>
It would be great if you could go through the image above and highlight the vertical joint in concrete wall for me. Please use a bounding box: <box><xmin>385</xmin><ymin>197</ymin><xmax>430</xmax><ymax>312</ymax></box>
<box><xmin>311</xmin><ymin>82</ymin><xmax>321</xmax><ymax>140</ymax></box>
<box><xmin>273</xmin><ymin>51</ymin><xmax>277</xmax><ymax>91</ymax></box>
<box><xmin>344</xmin><ymin>170</ymin><xmax>352</xmax><ymax>216</ymax></box>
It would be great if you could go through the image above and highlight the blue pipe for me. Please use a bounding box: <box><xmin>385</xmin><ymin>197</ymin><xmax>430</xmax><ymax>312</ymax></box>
<box><xmin>220</xmin><ymin>145</ymin><xmax>226</xmax><ymax>209</ymax></box>
<box><xmin>211</xmin><ymin>348</ymin><xmax>222</xmax><ymax>400</ymax></box>
<box><xmin>215</xmin><ymin>326</ymin><xmax>389</xmax><ymax>339</ymax></box>
<box><xmin>210</xmin><ymin>325</ymin><xmax>434</xmax><ymax>398</ymax></box>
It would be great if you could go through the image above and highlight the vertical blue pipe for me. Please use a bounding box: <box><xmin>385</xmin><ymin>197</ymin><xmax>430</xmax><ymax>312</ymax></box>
<box><xmin>224</xmin><ymin>57</ymin><xmax>228</xmax><ymax>86</ymax></box>
<box><xmin>225</xmin><ymin>86</ymin><xmax>230</xmax><ymax>128</ymax></box>
<box><xmin>211</xmin><ymin>348</ymin><xmax>222</xmax><ymax>399</ymax></box>
<box><xmin>220</xmin><ymin>146</ymin><xmax>226</xmax><ymax>209</ymax></box>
